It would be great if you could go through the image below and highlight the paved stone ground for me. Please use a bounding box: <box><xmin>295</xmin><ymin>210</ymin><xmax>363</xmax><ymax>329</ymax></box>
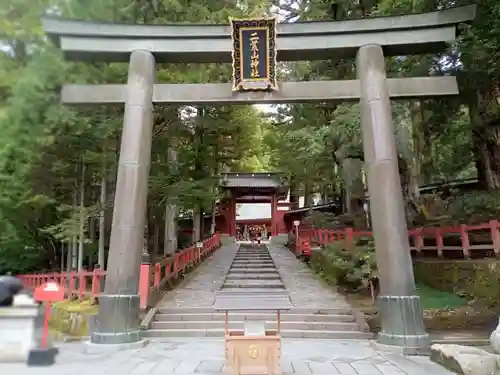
<box><xmin>158</xmin><ymin>243</ymin><xmax>238</xmax><ymax>308</ymax></box>
<box><xmin>1</xmin><ymin>339</ymin><xmax>454</xmax><ymax>375</ymax></box>
<box><xmin>267</xmin><ymin>244</ymin><xmax>351</xmax><ymax>308</ymax></box>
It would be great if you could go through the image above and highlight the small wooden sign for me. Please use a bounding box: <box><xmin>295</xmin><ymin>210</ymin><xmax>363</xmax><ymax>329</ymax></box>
<box><xmin>293</xmin><ymin>220</ymin><xmax>300</xmax><ymax>226</ymax></box>
<box><xmin>33</xmin><ymin>282</ymin><xmax>65</xmax><ymax>350</ymax></box>
<box><xmin>230</xmin><ymin>17</ymin><xmax>278</xmax><ymax>92</ymax></box>
<box><xmin>34</xmin><ymin>282</ymin><xmax>65</xmax><ymax>303</ymax></box>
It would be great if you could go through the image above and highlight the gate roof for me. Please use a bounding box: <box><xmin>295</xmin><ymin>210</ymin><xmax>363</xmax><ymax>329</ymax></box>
<box><xmin>220</xmin><ymin>173</ymin><xmax>287</xmax><ymax>198</ymax></box>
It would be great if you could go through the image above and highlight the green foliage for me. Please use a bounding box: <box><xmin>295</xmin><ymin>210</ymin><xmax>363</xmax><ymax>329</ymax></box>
<box><xmin>421</xmin><ymin>190</ymin><xmax>500</xmax><ymax>226</ymax></box>
<box><xmin>2</xmin><ymin>0</ymin><xmax>500</xmax><ymax>274</ymax></box>
<box><xmin>0</xmin><ymin>0</ymin><xmax>274</xmax><ymax>272</ymax></box>
<box><xmin>447</xmin><ymin>191</ymin><xmax>500</xmax><ymax>224</ymax></box>
<box><xmin>415</xmin><ymin>283</ymin><xmax>467</xmax><ymax>310</ymax></box>
<box><xmin>414</xmin><ymin>260</ymin><xmax>500</xmax><ymax>307</ymax></box>
<box><xmin>317</xmin><ymin>238</ymin><xmax>377</xmax><ymax>292</ymax></box>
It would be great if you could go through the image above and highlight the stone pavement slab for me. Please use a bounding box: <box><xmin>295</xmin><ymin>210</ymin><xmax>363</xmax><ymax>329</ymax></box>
<box><xmin>158</xmin><ymin>243</ymin><xmax>238</xmax><ymax>308</ymax></box>
<box><xmin>267</xmin><ymin>244</ymin><xmax>351</xmax><ymax>308</ymax></box>
<box><xmin>0</xmin><ymin>339</ymin><xmax>454</xmax><ymax>375</ymax></box>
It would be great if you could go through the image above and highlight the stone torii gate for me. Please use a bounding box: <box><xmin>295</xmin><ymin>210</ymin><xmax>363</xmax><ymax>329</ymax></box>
<box><xmin>42</xmin><ymin>5</ymin><xmax>475</xmax><ymax>352</ymax></box>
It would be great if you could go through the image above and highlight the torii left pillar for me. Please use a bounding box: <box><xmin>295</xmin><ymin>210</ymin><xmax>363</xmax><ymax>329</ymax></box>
<box><xmin>92</xmin><ymin>50</ymin><xmax>155</xmax><ymax>346</ymax></box>
<box><xmin>357</xmin><ymin>44</ymin><xmax>428</xmax><ymax>353</ymax></box>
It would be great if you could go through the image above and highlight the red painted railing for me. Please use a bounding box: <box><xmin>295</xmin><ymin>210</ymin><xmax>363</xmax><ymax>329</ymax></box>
<box><xmin>294</xmin><ymin>220</ymin><xmax>500</xmax><ymax>259</ymax></box>
<box><xmin>18</xmin><ymin>268</ymin><xmax>106</xmax><ymax>303</ymax></box>
<box><xmin>138</xmin><ymin>232</ymin><xmax>221</xmax><ymax>309</ymax></box>
<box><xmin>17</xmin><ymin>232</ymin><xmax>222</xmax><ymax>309</ymax></box>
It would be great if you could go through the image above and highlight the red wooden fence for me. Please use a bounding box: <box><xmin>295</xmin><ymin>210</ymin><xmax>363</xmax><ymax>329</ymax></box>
<box><xmin>17</xmin><ymin>232</ymin><xmax>222</xmax><ymax>309</ymax></box>
<box><xmin>294</xmin><ymin>220</ymin><xmax>500</xmax><ymax>259</ymax></box>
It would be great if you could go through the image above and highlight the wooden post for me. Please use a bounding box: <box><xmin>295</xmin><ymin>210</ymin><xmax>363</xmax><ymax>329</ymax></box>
<box><xmin>460</xmin><ymin>224</ymin><xmax>470</xmax><ymax>259</ymax></box>
<box><xmin>490</xmin><ymin>220</ymin><xmax>500</xmax><ymax>258</ymax></box>
<box><xmin>271</xmin><ymin>194</ymin><xmax>277</xmax><ymax>237</ymax></box>
<box><xmin>435</xmin><ymin>228</ymin><xmax>444</xmax><ymax>258</ymax></box>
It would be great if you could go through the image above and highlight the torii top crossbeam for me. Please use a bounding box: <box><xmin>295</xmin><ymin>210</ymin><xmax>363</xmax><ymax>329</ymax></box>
<box><xmin>42</xmin><ymin>5</ymin><xmax>475</xmax><ymax>63</ymax></box>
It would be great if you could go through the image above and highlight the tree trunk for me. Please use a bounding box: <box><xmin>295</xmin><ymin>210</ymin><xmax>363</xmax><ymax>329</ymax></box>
<box><xmin>397</xmin><ymin>101</ymin><xmax>424</xmax><ymax>225</ymax></box>
<box><xmin>89</xmin><ymin>217</ymin><xmax>96</xmax><ymax>268</ymax></box>
<box><xmin>469</xmin><ymin>92</ymin><xmax>500</xmax><ymax>190</ymax></box>
<box><xmin>210</xmin><ymin>204</ymin><xmax>217</xmax><ymax>234</ymax></box>
<box><xmin>409</xmin><ymin>101</ymin><xmax>423</xmax><ymax>191</ymax></box>
<box><xmin>342</xmin><ymin>158</ymin><xmax>365</xmax><ymax>216</ymax></box>
<box><xmin>71</xmin><ymin>188</ymin><xmax>78</xmax><ymax>271</ymax></box>
<box><xmin>164</xmin><ymin>147</ymin><xmax>178</xmax><ymax>255</ymax></box>
<box><xmin>153</xmin><ymin>221</ymin><xmax>160</xmax><ymax>255</ymax></box>
<box><xmin>303</xmin><ymin>182</ymin><xmax>313</xmax><ymax>207</ymax></box>
<box><xmin>98</xmin><ymin>171</ymin><xmax>107</xmax><ymax>268</ymax></box>
<box><xmin>192</xmin><ymin>107</ymin><xmax>204</xmax><ymax>244</ymax></box>
<box><xmin>77</xmin><ymin>162</ymin><xmax>86</xmax><ymax>271</ymax></box>
<box><xmin>65</xmin><ymin>242</ymin><xmax>71</xmax><ymax>272</ymax></box>
<box><xmin>289</xmin><ymin>174</ymin><xmax>299</xmax><ymax>209</ymax></box>
<box><xmin>192</xmin><ymin>205</ymin><xmax>202</xmax><ymax>243</ymax></box>
<box><xmin>164</xmin><ymin>203</ymin><xmax>178</xmax><ymax>255</ymax></box>
<box><xmin>60</xmin><ymin>242</ymin><xmax>65</xmax><ymax>271</ymax></box>
<box><xmin>199</xmin><ymin>206</ymin><xmax>205</xmax><ymax>239</ymax></box>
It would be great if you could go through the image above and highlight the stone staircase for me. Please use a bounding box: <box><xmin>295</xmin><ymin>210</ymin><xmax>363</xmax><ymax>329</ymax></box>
<box><xmin>143</xmin><ymin>244</ymin><xmax>371</xmax><ymax>340</ymax></box>
<box><xmin>220</xmin><ymin>244</ymin><xmax>285</xmax><ymax>292</ymax></box>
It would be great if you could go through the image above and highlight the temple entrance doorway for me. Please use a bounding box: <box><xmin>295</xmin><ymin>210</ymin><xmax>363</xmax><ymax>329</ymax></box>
<box><xmin>216</xmin><ymin>173</ymin><xmax>290</xmax><ymax>241</ymax></box>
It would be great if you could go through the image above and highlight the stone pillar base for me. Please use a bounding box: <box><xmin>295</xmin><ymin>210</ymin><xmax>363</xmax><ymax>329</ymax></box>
<box><xmin>84</xmin><ymin>339</ymin><xmax>148</xmax><ymax>354</ymax></box>
<box><xmin>91</xmin><ymin>294</ymin><xmax>141</xmax><ymax>345</ymax></box>
<box><xmin>377</xmin><ymin>295</ymin><xmax>429</xmax><ymax>355</ymax></box>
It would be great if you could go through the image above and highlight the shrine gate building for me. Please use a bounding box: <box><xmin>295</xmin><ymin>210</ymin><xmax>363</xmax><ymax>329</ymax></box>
<box><xmin>216</xmin><ymin>173</ymin><xmax>290</xmax><ymax>239</ymax></box>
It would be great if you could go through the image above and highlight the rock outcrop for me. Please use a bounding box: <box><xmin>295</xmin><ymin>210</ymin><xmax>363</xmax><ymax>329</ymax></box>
<box><xmin>430</xmin><ymin>344</ymin><xmax>500</xmax><ymax>375</ymax></box>
<box><xmin>490</xmin><ymin>318</ymin><xmax>500</xmax><ymax>354</ymax></box>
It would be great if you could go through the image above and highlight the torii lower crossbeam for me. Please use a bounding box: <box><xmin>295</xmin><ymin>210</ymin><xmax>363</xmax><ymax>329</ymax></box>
<box><xmin>61</xmin><ymin>77</ymin><xmax>458</xmax><ymax>105</ymax></box>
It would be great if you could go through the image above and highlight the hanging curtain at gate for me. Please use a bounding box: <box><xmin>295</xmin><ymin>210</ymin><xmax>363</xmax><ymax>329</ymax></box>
<box><xmin>230</xmin><ymin>17</ymin><xmax>278</xmax><ymax>92</ymax></box>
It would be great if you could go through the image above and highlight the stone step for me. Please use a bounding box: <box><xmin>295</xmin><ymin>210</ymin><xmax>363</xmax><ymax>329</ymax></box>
<box><xmin>232</xmin><ymin>258</ymin><xmax>273</xmax><ymax>262</ymax></box>
<box><xmin>142</xmin><ymin>329</ymin><xmax>373</xmax><ymax>340</ymax></box>
<box><xmin>220</xmin><ymin>287</ymin><xmax>286</xmax><ymax>296</ymax></box>
<box><xmin>235</xmin><ymin>254</ymin><xmax>270</xmax><ymax>257</ymax></box>
<box><xmin>234</xmin><ymin>253</ymin><xmax>271</xmax><ymax>256</ymax></box>
<box><xmin>150</xmin><ymin>320</ymin><xmax>361</xmax><ymax>331</ymax></box>
<box><xmin>224</xmin><ymin>278</ymin><xmax>283</xmax><ymax>285</ymax></box>
<box><xmin>238</xmin><ymin>250</ymin><xmax>269</xmax><ymax>253</ymax></box>
<box><xmin>232</xmin><ymin>261</ymin><xmax>274</xmax><ymax>265</ymax></box>
<box><xmin>222</xmin><ymin>281</ymin><xmax>285</xmax><ymax>289</ymax></box>
<box><xmin>228</xmin><ymin>269</ymin><xmax>277</xmax><ymax>274</ymax></box>
<box><xmin>154</xmin><ymin>312</ymin><xmax>356</xmax><ymax>322</ymax></box>
<box><xmin>231</xmin><ymin>261</ymin><xmax>274</xmax><ymax>267</ymax></box>
<box><xmin>226</xmin><ymin>274</ymin><xmax>280</xmax><ymax>280</ymax></box>
<box><xmin>218</xmin><ymin>287</ymin><xmax>287</xmax><ymax>293</ymax></box>
<box><xmin>156</xmin><ymin>306</ymin><xmax>354</xmax><ymax>314</ymax></box>
<box><xmin>231</xmin><ymin>265</ymin><xmax>276</xmax><ymax>270</ymax></box>
<box><xmin>230</xmin><ymin>268</ymin><xmax>277</xmax><ymax>274</ymax></box>
<box><xmin>233</xmin><ymin>256</ymin><xmax>273</xmax><ymax>263</ymax></box>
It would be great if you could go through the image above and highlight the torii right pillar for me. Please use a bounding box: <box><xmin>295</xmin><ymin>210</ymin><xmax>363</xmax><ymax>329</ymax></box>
<box><xmin>357</xmin><ymin>44</ymin><xmax>428</xmax><ymax>353</ymax></box>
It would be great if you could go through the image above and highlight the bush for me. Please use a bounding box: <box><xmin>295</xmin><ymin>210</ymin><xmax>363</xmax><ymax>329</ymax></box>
<box><xmin>320</xmin><ymin>237</ymin><xmax>377</xmax><ymax>292</ymax></box>
<box><xmin>420</xmin><ymin>191</ymin><xmax>500</xmax><ymax>227</ymax></box>
<box><xmin>447</xmin><ymin>191</ymin><xmax>500</xmax><ymax>224</ymax></box>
